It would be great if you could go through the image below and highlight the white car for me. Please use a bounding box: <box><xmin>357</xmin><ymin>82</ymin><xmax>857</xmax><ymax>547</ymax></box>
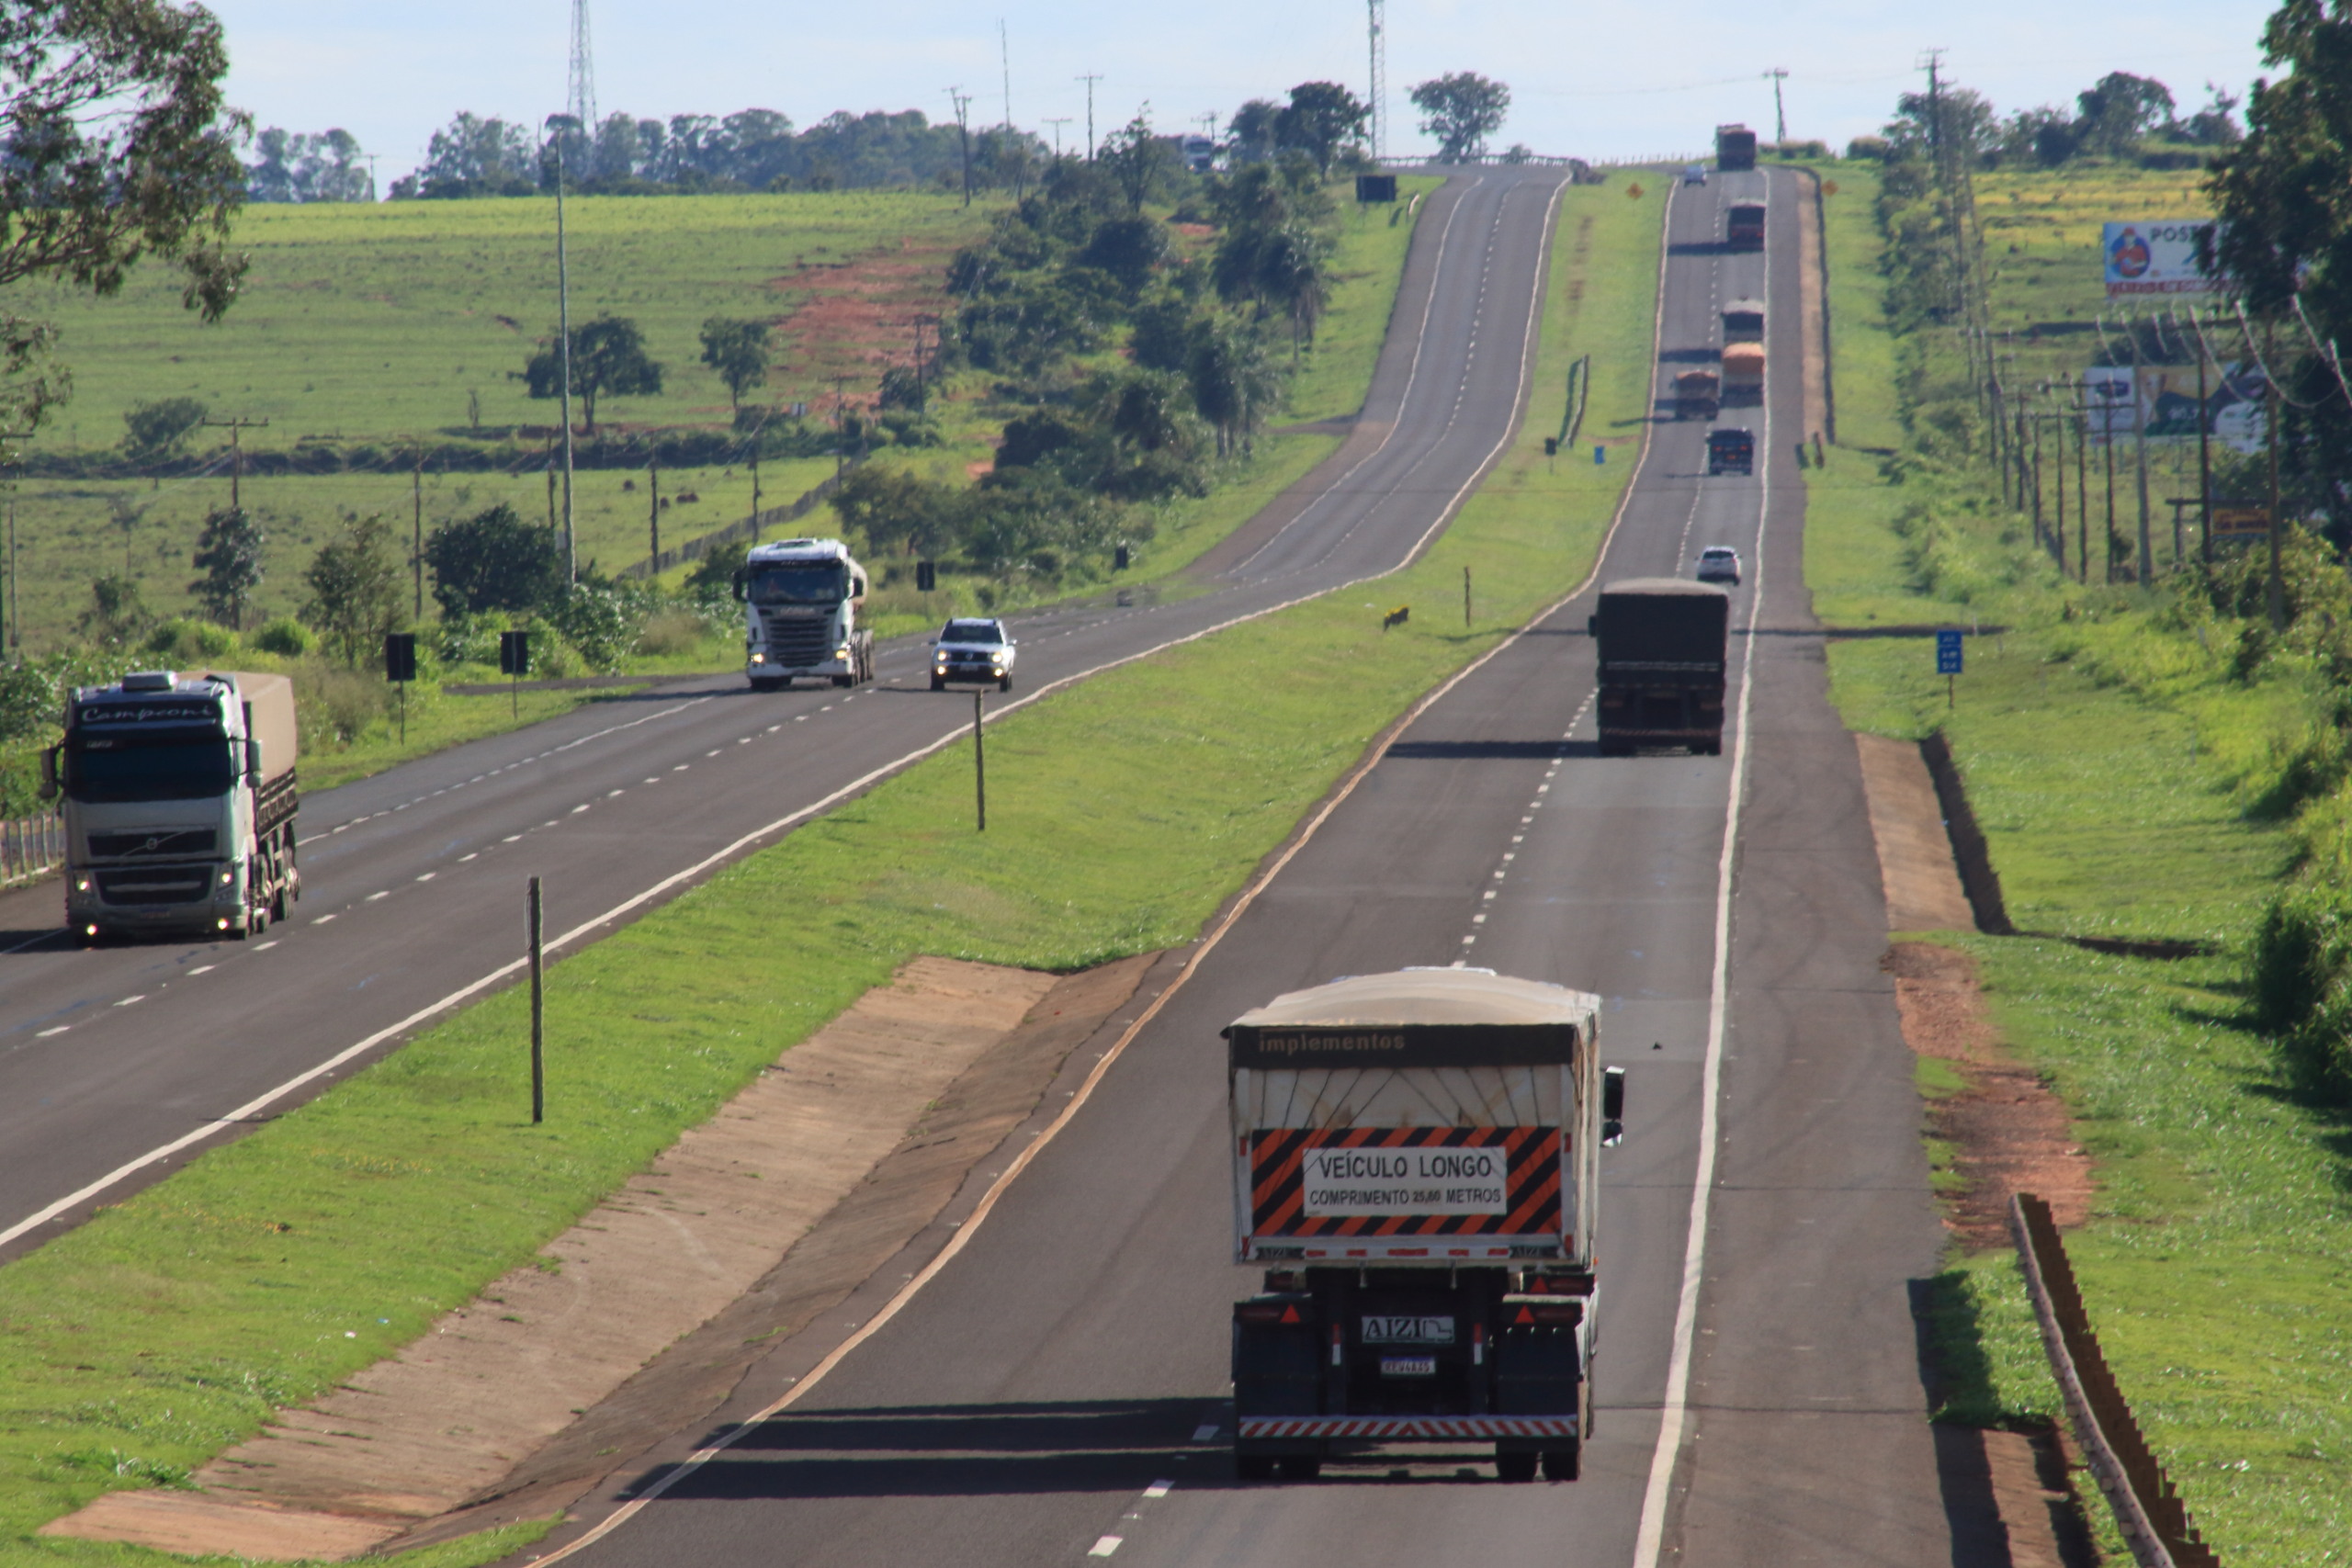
<box><xmin>930</xmin><ymin>617</ymin><xmax>1016</xmax><ymax>691</ymax></box>
<box><xmin>1681</xmin><ymin>164</ymin><xmax>1708</xmax><ymax>186</ymax></box>
<box><xmin>1695</xmin><ymin>546</ymin><xmax>1741</xmax><ymax>585</ymax></box>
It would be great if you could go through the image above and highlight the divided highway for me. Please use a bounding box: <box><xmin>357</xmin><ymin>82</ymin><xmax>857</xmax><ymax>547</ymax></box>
<box><xmin>0</xmin><ymin>169</ymin><xmax>1570</xmax><ymax>1259</ymax></box>
<box><xmin>541</xmin><ymin>169</ymin><xmax>1961</xmax><ymax>1567</ymax></box>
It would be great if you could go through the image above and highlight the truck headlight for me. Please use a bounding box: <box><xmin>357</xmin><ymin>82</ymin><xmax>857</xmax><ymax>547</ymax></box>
<box><xmin>751</xmin><ymin>652</ymin><xmax>766</xmax><ymax>665</ymax></box>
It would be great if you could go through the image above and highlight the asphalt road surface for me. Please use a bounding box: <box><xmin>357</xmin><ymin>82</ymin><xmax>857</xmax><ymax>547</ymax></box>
<box><xmin>542</xmin><ymin>170</ymin><xmax>1964</xmax><ymax>1566</ymax></box>
<box><xmin>0</xmin><ymin>168</ymin><xmax>1573</xmax><ymax>1259</ymax></box>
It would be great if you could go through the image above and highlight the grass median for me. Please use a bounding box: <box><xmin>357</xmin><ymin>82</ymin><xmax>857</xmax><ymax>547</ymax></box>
<box><xmin>0</xmin><ymin>176</ymin><xmax>1666</xmax><ymax>1566</ymax></box>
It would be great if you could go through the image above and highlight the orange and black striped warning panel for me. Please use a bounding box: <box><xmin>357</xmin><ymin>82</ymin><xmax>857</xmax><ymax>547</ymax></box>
<box><xmin>1249</xmin><ymin>1125</ymin><xmax>1563</xmax><ymax>1238</ymax></box>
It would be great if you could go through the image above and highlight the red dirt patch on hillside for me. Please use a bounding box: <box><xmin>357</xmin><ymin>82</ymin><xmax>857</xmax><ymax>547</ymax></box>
<box><xmin>1885</xmin><ymin>942</ymin><xmax>2094</xmax><ymax>1247</ymax></box>
<box><xmin>763</xmin><ymin>250</ymin><xmax>957</xmax><ymax>413</ymax></box>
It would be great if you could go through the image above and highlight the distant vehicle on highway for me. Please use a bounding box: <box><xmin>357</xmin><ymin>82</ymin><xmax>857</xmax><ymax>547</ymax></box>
<box><xmin>1721</xmin><ymin>298</ymin><xmax>1765</xmax><ymax>344</ymax></box>
<box><xmin>1720</xmin><ymin>342</ymin><xmax>1766</xmax><ymax>406</ymax></box>
<box><xmin>739</xmin><ymin>537</ymin><xmax>873</xmax><ymax>692</ymax></box>
<box><xmin>1227</xmin><ymin>968</ymin><xmax>1620</xmax><ymax>1483</ymax></box>
<box><xmin>42</xmin><ymin>670</ymin><xmax>300</xmax><ymax>942</ymax></box>
<box><xmin>1681</xmin><ymin>163</ymin><xmax>1707</xmax><ymax>186</ymax></box>
<box><xmin>1707</xmin><ymin>427</ymin><xmax>1755</xmax><ymax>476</ymax></box>
<box><xmin>1674</xmin><ymin>369</ymin><xmax>1721</xmax><ymax>421</ymax></box>
<box><xmin>930</xmin><ymin>618</ymin><xmax>1016</xmax><ymax>692</ymax></box>
<box><xmin>1715</xmin><ymin>123</ymin><xmax>1758</xmax><ymax>172</ymax></box>
<box><xmin>1725</xmin><ymin>201</ymin><xmax>1767</xmax><ymax>252</ymax></box>
<box><xmin>1590</xmin><ymin>578</ymin><xmax>1730</xmax><ymax>756</ymax></box>
<box><xmin>1695</xmin><ymin>546</ymin><xmax>1742</xmax><ymax>585</ymax></box>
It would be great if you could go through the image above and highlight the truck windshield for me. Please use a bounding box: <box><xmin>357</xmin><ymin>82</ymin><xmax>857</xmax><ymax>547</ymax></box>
<box><xmin>67</xmin><ymin>735</ymin><xmax>236</xmax><ymax>804</ymax></box>
<box><xmin>748</xmin><ymin>563</ymin><xmax>846</xmax><ymax>604</ymax></box>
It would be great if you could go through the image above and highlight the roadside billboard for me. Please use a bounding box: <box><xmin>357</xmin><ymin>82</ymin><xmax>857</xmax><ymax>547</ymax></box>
<box><xmin>2103</xmin><ymin>221</ymin><xmax>2217</xmax><ymax>296</ymax></box>
<box><xmin>2084</xmin><ymin>362</ymin><xmax>2266</xmax><ymax>452</ymax></box>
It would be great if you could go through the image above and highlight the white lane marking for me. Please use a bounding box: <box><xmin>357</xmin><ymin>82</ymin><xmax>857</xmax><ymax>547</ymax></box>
<box><xmin>187</xmin><ymin>965</ymin><xmax>215</xmax><ymax>976</ymax></box>
<box><xmin>1190</xmin><ymin>1425</ymin><xmax>1219</xmax><ymax>1442</ymax></box>
<box><xmin>114</xmin><ymin>996</ymin><xmax>143</xmax><ymax>1007</ymax></box>
<box><xmin>737</xmin><ymin>737</ymin><xmax>751</xmax><ymax>744</ymax></box>
<box><xmin>36</xmin><ymin>1025</ymin><xmax>69</xmax><ymax>1037</ymax></box>
<box><xmin>1143</xmin><ymin>1480</ymin><xmax>1172</xmax><ymax>1499</ymax></box>
<box><xmin>503</xmin><ymin>835</ymin><xmax>522</xmax><ymax>843</ymax></box>
<box><xmin>1088</xmin><ymin>1540</ymin><xmax>1122</xmax><ymax>1558</ymax></box>
<box><xmin>1634</xmin><ymin>168</ymin><xmax>1772</xmax><ymax>1568</ymax></box>
<box><xmin>254</xmin><ymin>941</ymin><xmax>278</xmax><ymax>951</ymax></box>
<box><xmin>311</xmin><ymin>914</ymin><xmax>336</xmax><ymax>924</ymax></box>
<box><xmin>366</xmin><ymin>892</ymin><xmax>389</xmax><ymax>902</ymax></box>
<box><xmin>571</xmin><ymin>804</ymin><xmax>591</xmax><ymax>815</ymax></box>
<box><xmin>460</xmin><ymin>853</ymin><xmax>478</xmax><ymax>863</ymax></box>
<box><xmin>706</xmin><ymin>750</ymin><xmax>721</xmax><ymax>757</ymax></box>
<box><xmin>416</xmin><ymin>874</ymin><xmax>435</xmax><ymax>883</ymax></box>
<box><xmin>643</xmin><ymin>778</ymin><xmax>659</xmax><ymax>784</ymax></box>
<box><xmin>607</xmin><ymin>789</ymin><xmax>625</xmax><ymax>797</ymax></box>
<box><xmin>298</xmin><ymin>697</ymin><xmax>709</xmax><ymax>844</ymax></box>
<box><xmin>673</xmin><ymin>763</ymin><xmax>688</xmax><ymax>771</ymax></box>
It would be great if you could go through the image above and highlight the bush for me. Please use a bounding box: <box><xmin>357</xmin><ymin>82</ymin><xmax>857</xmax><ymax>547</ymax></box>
<box><xmin>292</xmin><ymin>664</ymin><xmax>393</xmax><ymax>747</ymax></box>
<box><xmin>143</xmin><ymin>617</ymin><xmax>239</xmax><ymax>662</ymax></box>
<box><xmin>250</xmin><ymin>616</ymin><xmax>314</xmax><ymax>657</ymax></box>
<box><xmin>548</xmin><ymin>584</ymin><xmax>645</xmax><ymax>672</ymax></box>
<box><xmin>636</xmin><ymin>609</ymin><xmax>714</xmax><ymax>659</ymax></box>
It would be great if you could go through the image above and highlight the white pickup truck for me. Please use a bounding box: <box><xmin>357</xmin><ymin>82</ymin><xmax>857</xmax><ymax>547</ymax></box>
<box><xmin>929</xmin><ymin>618</ymin><xmax>1016</xmax><ymax>692</ymax></box>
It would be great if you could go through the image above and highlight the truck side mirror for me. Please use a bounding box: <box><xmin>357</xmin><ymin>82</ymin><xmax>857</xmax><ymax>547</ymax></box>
<box><xmin>37</xmin><ymin>745</ymin><xmax>59</xmax><ymax>802</ymax></box>
<box><xmin>730</xmin><ymin>567</ymin><xmax>748</xmax><ymax>603</ymax></box>
<box><xmin>246</xmin><ymin>739</ymin><xmax>263</xmax><ymax>780</ymax></box>
<box><xmin>1586</xmin><ymin>614</ymin><xmax>1599</xmax><ymax>638</ymax></box>
<box><xmin>1601</xmin><ymin>1065</ymin><xmax>1626</xmax><ymax>1146</ymax></box>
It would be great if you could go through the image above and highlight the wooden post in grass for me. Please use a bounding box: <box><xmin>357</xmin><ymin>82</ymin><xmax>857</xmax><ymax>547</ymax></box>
<box><xmin>1464</xmin><ymin>566</ymin><xmax>1472</xmax><ymax>629</ymax></box>
<box><xmin>528</xmin><ymin>876</ymin><xmax>545</xmax><ymax>1124</ymax></box>
<box><xmin>972</xmin><ymin>692</ymin><xmax>987</xmax><ymax>832</ymax></box>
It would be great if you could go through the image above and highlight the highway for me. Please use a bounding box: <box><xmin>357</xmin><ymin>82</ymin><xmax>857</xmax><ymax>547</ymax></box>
<box><xmin>536</xmin><ymin>169</ymin><xmax>1962</xmax><ymax>1566</ymax></box>
<box><xmin>0</xmin><ymin>168</ymin><xmax>1571</xmax><ymax>1260</ymax></box>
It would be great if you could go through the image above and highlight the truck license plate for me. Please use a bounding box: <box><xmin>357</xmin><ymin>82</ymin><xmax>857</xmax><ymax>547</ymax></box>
<box><xmin>1362</xmin><ymin>1315</ymin><xmax>1453</xmax><ymax>1344</ymax></box>
<box><xmin>1379</xmin><ymin>1355</ymin><xmax>1438</xmax><ymax>1378</ymax></box>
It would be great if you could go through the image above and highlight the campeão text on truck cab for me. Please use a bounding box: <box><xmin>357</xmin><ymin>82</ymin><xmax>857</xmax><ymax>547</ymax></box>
<box><xmin>738</xmin><ymin>537</ymin><xmax>873</xmax><ymax>691</ymax></box>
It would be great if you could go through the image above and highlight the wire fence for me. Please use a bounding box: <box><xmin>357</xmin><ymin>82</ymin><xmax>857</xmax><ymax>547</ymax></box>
<box><xmin>0</xmin><ymin>808</ymin><xmax>62</xmax><ymax>889</ymax></box>
<box><xmin>2011</xmin><ymin>1192</ymin><xmax>2222</xmax><ymax>1567</ymax></box>
<box><xmin>616</xmin><ymin>467</ymin><xmax>852</xmax><ymax>582</ymax></box>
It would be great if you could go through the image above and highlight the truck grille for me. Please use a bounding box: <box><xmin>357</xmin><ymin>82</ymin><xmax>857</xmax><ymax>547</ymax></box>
<box><xmin>95</xmin><ymin>863</ymin><xmax>212</xmax><ymax>905</ymax></box>
<box><xmin>762</xmin><ymin>615</ymin><xmax>832</xmax><ymax>668</ymax></box>
<box><xmin>90</xmin><ymin>828</ymin><xmax>216</xmax><ymax>859</ymax></box>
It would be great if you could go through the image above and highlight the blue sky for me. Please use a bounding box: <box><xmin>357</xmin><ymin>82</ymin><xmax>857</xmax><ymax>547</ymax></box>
<box><xmin>212</xmin><ymin>0</ymin><xmax>2282</xmax><ymax>179</ymax></box>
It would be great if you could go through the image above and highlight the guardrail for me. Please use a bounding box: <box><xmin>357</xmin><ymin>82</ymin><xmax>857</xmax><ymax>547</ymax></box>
<box><xmin>2011</xmin><ymin>1192</ymin><xmax>2222</xmax><ymax>1567</ymax></box>
<box><xmin>1</xmin><ymin>808</ymin><xmax>62</xmax><ymax>889</ymax></box>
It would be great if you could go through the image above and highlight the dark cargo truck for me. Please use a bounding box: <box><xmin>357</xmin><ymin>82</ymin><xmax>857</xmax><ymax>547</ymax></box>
<box><xmin>1227</xmin><ymin>969</ymin><xmax>1619</xmax><ymax>1483</ymax></box>
<box><xmin>1707</xmin><ymin>427</ymin><xmax>1755</xmax><ymax>475</ymax></box>
<box><xmin>1589</xmin><ymin>579</ymin><xmax>1730</xmax><ymax>756</ymax></box>
<box><xmin>1673</xmin><ymin>369</ymin><xmax>1721</xmax><ymax>420</ymax></box>
<box><xmin>1726</xmin><ymin>201</ymin><xmax>1766</xmax><ymax>251</ymax></box>
<box><xmin>1714</xmin><ymin>124</ymin><xmax>1758</xmax><ymax>171</ymax></box>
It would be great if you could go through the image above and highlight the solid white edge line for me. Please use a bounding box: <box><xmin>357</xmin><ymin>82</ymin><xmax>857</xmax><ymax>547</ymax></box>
<box><xmin>1629</xmin><ymin>165</ymin><xmax>1776</xmax><ymax>1568</ymax></box>
<box><xmin>527</xmin><ymin>166</ymin><xmax>1648</xmax><ymax>1568</ymax></box>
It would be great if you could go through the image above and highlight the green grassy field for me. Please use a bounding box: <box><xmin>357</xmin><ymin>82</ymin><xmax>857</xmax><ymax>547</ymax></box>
<box><xmin>0</xmin><ymin>176</ymin><xmax>1667</xmax><ymax>1568</ymax></box>
<box><xmin>1811</xmin><ymin>155</ymin><xmax>2352</xmax><ymax>1565</ymax></box>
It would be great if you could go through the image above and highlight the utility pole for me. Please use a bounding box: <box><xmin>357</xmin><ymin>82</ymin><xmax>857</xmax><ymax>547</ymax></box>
<box><xmin>1765</xmin><ymin>68</ymin><xmax>1790</xmax><ymax>145</ymax></box>
<box><xmin>200</xmin><ymin>416</ymin><xmax>269</xmax><ymax>511</ymax></box>
<box><xmin>548</xmin><ymin>118</ymin><xmax>578</xmax><ymax>589</ymax></box>
<box><xmin>1077</xmin><ymin>73</ymin><xmax>1102</xmax><ymax>159</ymax></box>
<box><xmin>0</xmin><ymin>429</ymin><xmax>28</xmax><ymax>654</ymax></box>
<box><xmin>1045</xmin><ymin>116</ymin><xmax>1070</xmax><ymax>157</ymax></box>
<box><xmin>1000</xmin><ymin>18</ymin><xmax>1012</xmax><ymax>130</ymax></box>
<box><xmin>831</xmin><ymin>373</ymin><xmax>853</xmax><ymax>481</ymax></box>
<box><xmin>2266</xmin><ymin>321</ymin><xmax>2285</xmax><ymax>629</ymax></box>
<box><xmin>412</xmin><ymin>442</ymin><xmax>424</xmax><ymax>620</ymax></box>
<box><xmin>648</xmin><ymin>455</ymin><xmax>661</xmax><ymax>566</ymax></box>
<box><xmin>2129</xmin><ymin>310</ymin><xmax>2152</xmax><ymax>581</ymax></box>
<box><xmin>947</xmin><ymin>87</ymin><xmax>974</xmax><ymax>206</ymax></box>
<box><xmin>1366</xmin><ymin>0</ymin><xmax>1386</xmax><ymax>164</ymax></box>
<box><xmin>2195</xmin><ymin>310</ymin><xmax>2213</xmax><ymax>564</ymax></box>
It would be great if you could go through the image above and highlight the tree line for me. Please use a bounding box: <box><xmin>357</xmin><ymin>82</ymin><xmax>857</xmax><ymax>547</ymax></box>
<box><xmin>1850</xmin><ymin>70</ymin><xmax>2243</xmax><ymax>172</ymax></box>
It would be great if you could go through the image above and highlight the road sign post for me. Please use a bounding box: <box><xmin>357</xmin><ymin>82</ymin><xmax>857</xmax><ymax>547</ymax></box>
<box><xmin>1936</xmin><ymin>628</ymin><xmax>1963</xmax><ymax>710</ymax></box>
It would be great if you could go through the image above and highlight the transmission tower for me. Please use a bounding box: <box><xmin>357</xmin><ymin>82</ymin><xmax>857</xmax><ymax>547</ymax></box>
<box><xmin>567</xmin><ymin>0</ymin><xmax>598</xmax><ymax>136</ymax></box>
<box><xmin>1366</xmin><ymin>0</ymin><xmax>1386</xmax><ymax>164</ymax></box>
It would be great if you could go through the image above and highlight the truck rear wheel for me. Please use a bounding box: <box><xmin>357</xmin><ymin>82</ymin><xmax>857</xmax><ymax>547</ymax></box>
<box><xmin>1542</xmin><ymin>1444</ymin><xmax>1581</xmax><ymax>1482</ymax></box>
<box><xmin>1275</xmin><ymin>1457</ymin><xmax>1321</xmax><ymax>1482</ymax></box>
<box><xmin>1234</xmin><ymin>1453</ymin><xmax>1277</xmax><ymax>1482</ymax></box>
<box><xmin>1495</xmin><ymin>1451</ymin><xmax>1539</xmax><ymax>1483</ymax></box>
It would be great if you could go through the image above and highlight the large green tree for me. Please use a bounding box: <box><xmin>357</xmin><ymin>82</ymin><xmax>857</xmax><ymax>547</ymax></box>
<box><xmin>523</xmin><ymin>315</ymin><xmax>664</xmax><ymax>434</ymax></box>
<box><xmin>0</xmin><ymin>0</ymin><xmax>250</xmax><ymax>436</ymax></box>
<box><xmin>697</xmin><ymin>317</ymin><xmax>771</xmax><ymax>415</ymax></box>
<box><xmin>1277</xmin><ymin>83</ymin><xmax>1369</xmax><ymax>176</ymax></box>
<box><xmin>1410</xmin><ymin>73</ymin><xmax>1510</xmax><ymax>163</ymax></box>
<box><xmin>188</xmin><ymin>505</ymin><xmax>263</xmax><ymax>628</ymax></box>
<box><xmin>302</xmin><ymin>514</ymin><xmax>405</xmax><ymax>666</ymax></box>
<box><xmin>424</xmin><ymin>503</ymin><xmax>562</xmax><ymax>617</ymax></box>
<box><xmin>2205</xmin><ymin>0</ymin><xmax>2352</xmax><ymax>516</ymax></box>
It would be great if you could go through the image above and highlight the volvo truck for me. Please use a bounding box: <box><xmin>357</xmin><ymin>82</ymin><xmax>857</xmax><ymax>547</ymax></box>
<box><xmin>1591</xmin><ymin>579</ymin><xmax>1730</xmax><ymax>755</ymax></box>
<box><xmin>43</xmin><ymin>670</ymin><xmax>300</xmax><ymax>942</ymax></box>
<box><xmin>739</xmin><ymin>537</ymin><xmax>874</xmax><ymax>691</ymax></box>
<box><xmin>1228</xmin><ymin>968</ymin><xmax>1621</xmax><ymax>1483</ymax></box>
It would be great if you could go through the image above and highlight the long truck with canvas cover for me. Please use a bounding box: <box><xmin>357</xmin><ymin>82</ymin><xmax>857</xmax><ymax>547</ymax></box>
<box><xmin>1714</xmin><ymin>123</ymin><xmax>1757</xmax><ymax>171</ymax></box>
<box><xmin>1227</xmin><ymin>969</ymin><xmax>1622</xmax><ymax>1483</ymax></box>
<box><xmin>737</xmin><ymin>536</ymin><xmax>874</xmax><ymax>691</ymax></box>
<box><xmin>1673</xmin><ymin>368</ymin><xmax>1720</xmax><ymax>420</ymax></box>
<box><xmin>1721</xmin><ymin>341</ymin><xmax>1765</xmax><ymax>405</ymax></box>
<box><xmin>1721</xmin><ymin>298</ymin><xmax>1765</xmax><ymax>344</ymax></box>
<box><xmin>1590</xmin><ymin>579</ymin><xmax>1729</xmax><ymax>755</ymax></box>
<box><xmin>41</xmin><ymin>670</ymin><xmax>300</xmax><ymax>941</ymax></box>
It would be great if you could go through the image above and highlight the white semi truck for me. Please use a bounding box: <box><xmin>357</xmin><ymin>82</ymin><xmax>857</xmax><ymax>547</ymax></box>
<box><xmin>42</xmin><ymin>670</ymin><xmax>300</xmax><ymax>942</ymax></box>
<box><xmin>739</xmin><ymin>536</ymin><xmax>874</xmax><ymax>692</ymax></box>
<box><xmin>1227</xmin><ymin>968</ymin><xmax>1621</xmax><ymax>1483</ymax></box>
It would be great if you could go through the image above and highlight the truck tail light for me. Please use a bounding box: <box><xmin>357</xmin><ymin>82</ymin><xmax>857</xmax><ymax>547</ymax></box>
<box><xmin>1506</xmin><ymin>1303</ymin><xmax>1583</xmax><ymax>1326</ymax></box>
<box><xmin>1234</xmin><ymin>1302</ymin><xmax>1305</xmax><ymax>1325</ymax></box>
<box><xmin>1473</xmin><ymin>1321</ymin><xmax>1486</xmax><ymax>1365</ymax></box>
<box><xmin>1331</xmin><ymin>1325</ymin><xmax>1344</xmax><ymax>1366</ymax></box>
